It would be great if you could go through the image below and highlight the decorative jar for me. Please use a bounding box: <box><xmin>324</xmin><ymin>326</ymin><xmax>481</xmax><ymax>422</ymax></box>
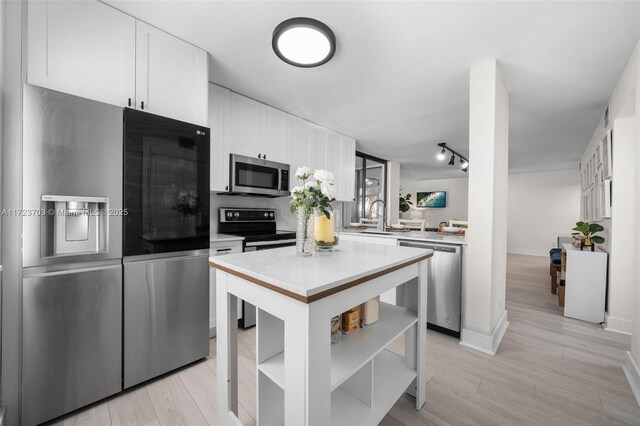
<box><xmin>315</xmin><ymin>209</ymin><xmax>340</xmax><ymax>252</ymax></box>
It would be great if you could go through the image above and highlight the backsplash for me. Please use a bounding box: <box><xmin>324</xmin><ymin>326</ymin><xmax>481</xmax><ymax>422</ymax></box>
<box><xmin>210</xmin><ymin>193</ymin><xmax>350</xmax><ymax>235</ymax></box>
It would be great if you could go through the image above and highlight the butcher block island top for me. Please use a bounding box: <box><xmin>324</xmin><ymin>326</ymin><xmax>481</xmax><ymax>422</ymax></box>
<box><xmin>208</xmin><ymin>240</ymin><xmax>433</xmax><ymax>303</ymax></box>
<box><xmin>210</xmin><ymin>241</ymin><xmax>432</xmax><ymax>425</ymax></box>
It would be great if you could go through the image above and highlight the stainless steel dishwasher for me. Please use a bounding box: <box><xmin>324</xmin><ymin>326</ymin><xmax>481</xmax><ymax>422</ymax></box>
<box><xmin>398</xmin><ymin>240</ymin><xmax>462</xmax><ymax>336</ymax></box>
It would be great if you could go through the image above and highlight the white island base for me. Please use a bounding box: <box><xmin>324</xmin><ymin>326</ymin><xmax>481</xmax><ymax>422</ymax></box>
<box><xmin>210</xmin><ymin>241</ymin><xmax>432</xmax><ymax>425</ymax></box>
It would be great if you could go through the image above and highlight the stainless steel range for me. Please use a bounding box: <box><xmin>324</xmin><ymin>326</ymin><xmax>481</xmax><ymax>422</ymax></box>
<box><xmin>218</xmin><ymin>208</ymin><xmax>295</xmax><ymax>327</ymax></box>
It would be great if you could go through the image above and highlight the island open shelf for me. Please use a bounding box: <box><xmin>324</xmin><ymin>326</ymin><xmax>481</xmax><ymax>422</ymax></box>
<box><xmin>210</xmin><ymin>241</ymin><xmax>432</xmax><ymax>425</ymax></box>
<box><xmin>258</xmin><ymin>302</ymin><xmax>418</xmax><ymax>391</ymax></box>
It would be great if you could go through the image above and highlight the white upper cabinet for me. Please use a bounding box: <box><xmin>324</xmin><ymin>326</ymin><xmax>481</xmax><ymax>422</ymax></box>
<box><xmin>28</xmin><ymin>0</ymin><xmax>136</xmax><ymax>107</ymax></box>
<box><xmin>314</xmin><ymin>128</ymin><xmax>329</xmax><ymax>172</ymax></box>
<box><xmin>136</xmin><ymin>22</ymin><xmax>208</xmax><ymax>126</ymax></box>
<box><xmin>228</xmin><ymin>93</ymin><xmax>263</xmax><ymax>158</ymax></box>
<box><xmin>27</xmin><ymin>0</ymin><xmax>208</xmax><ymax>125</ymax></box>
<box><xmin>209</xmin><ymin>83</ymin><xmax>231</xmax><ymax>192</ymax></box>
<box><xmin>290</xmin><ymin>118</ymin><xmax>316</xmax><ymax>188</ymax></box>
<box><xmin>261</xmin><ymin>105</ymin><xmax>292</xmax><ymax>164</ymax></box>
<box><xmin>210</xmin><ymin>86</ymin><xmax>356</xmax><ymax>197</ymax></box>
<box><xmin>340</xmin><ymin>136</ymin><xmax>357</xmax><ymax>202</ymax></box>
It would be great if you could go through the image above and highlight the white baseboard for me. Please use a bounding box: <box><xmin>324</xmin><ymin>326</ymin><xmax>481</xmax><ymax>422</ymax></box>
<box><xmin>623</xmin><ymin>351</ymin><xmax>640</xmax><ymax>407</ymax></box>
<box><xmin>507</xmin><ymin>248</ymin><xmax>548</xmax><ymax>257</ymax></box>
<box><xmin>460</xmin><ymin>311</ymin><xmax>509</xmax><ymax>356</ymax></box>
<box><xmin>604</xmin><ymin>314</ymin><xmax>632</xmax><ymax>335</ymax></box>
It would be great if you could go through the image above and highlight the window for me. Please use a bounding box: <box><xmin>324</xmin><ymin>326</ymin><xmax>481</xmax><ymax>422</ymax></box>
<box><xmin>352</xmin><ymin>152</ymin><xmax>387</xmax><ymax>223</ymax></box>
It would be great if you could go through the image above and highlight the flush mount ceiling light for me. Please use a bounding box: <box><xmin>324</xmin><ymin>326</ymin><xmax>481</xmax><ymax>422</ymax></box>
<box><xmin>436</xmin><ymin>143</ymin><xmax>469</xmax><ymax>173</ymax></box>
<box><xmin>272</xmin><ymin>17</ymin><xmax>336</xmax><ymax>67</ymax></box>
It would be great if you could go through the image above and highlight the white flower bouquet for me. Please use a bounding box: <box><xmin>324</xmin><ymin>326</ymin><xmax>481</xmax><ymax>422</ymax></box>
<box><xmin>289</xmin><ymin>166</ymin><xmax>336</xmax><ymax>219</ymax></box>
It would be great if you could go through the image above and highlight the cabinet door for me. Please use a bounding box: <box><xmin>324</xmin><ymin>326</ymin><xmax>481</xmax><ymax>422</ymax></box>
<box><xmin>28</xmin><ymin>0</ymin><xmax>135</xmax><ymax>107</ymax></box>
<box><xmin>314</xmin><ymin>128</ymin><xmax>330</xmax><ymax>172</ymax></box>
<box><xmin>326</xmin><ymin>131</ymin><xmax>344</xmax><ymax>200</ymax></box>
<box><xmin>209</xmin><ymin>84</ymin><xmax>230</xmax><ymax>192</ymax></box>
<box><xmin>228</xmin><ymin>93</ymin><xmax>263</xmax><ymax>158</ymax></box>
<box><xmin>341</xmin><ymin>136</ymin><xmax>357</xmax><ymax>202</ymax></box>
<box><xmin>136</xmin><ymin>22</ymin><xmax>208</xmax><ymax>125</ymax></box>
<box><xmin>290</xmin><ymin>118</ymin><xmax>316</xmax><ymax>189</ymax></box>
<box><xmin>261</xmin><ymin>105</ymin><xmax>291</xmax><ymax>164</ymax></box>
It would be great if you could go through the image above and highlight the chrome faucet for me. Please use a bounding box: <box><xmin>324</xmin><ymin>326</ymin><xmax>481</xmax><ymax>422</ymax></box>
<box><xmin>368</xmin><ymin>199</ymin><xmax>387</xmax><ymax>231</ymax></box>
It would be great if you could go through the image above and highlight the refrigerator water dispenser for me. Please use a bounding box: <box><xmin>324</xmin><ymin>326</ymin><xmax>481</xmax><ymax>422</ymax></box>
<box><xmin>41</xmin><ymin>195</ymin><xmax>110</xmax><ymax>257</ymax></box>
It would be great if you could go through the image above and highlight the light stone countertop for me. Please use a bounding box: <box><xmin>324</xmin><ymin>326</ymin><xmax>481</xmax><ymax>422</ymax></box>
<box><xmin>341</xmin><ymin>230</ymin><xmax>467</xmax><ymax>245</ymax></box>
<box><xmin>209</xmin><ymin>240</ymin><xmax>432</xmax><ymax>299</ymax></box>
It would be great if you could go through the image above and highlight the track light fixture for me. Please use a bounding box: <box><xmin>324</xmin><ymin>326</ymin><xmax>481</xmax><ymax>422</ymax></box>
<box><xmin>435</xmin><ymin>143</ymin><xmax>469</xmax><ymax>172</ymax></box>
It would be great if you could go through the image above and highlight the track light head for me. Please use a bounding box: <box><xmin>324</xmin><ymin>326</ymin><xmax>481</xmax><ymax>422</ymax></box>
<box><xmin>448</xmin><ymin>154</ymin><xmax>456</xmax><ymax>166</ymax></box>
<box><xmin>437</xmin><ymin>148</ymin><xmax>446</xmax><ymax>161</ymax></box>
<box><xmin>460</xmin><ymin>157</ymin><xmax>469</xmax><ymax>170</ymax></box>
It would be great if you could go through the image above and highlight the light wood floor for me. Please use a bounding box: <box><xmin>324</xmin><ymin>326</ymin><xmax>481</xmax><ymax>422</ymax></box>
<box><xmin>47</xmin><ymin>254</ymin><xmax>640</xmax><ymax>426</ymax></box>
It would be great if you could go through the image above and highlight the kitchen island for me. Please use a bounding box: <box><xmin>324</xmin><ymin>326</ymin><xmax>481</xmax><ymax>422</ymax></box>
<box><xmin>209</xmin><ymin>241</ymin><xmax>432</xmax><ymax>425</ymax></box>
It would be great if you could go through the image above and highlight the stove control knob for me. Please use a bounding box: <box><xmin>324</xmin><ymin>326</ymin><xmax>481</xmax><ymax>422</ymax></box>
<box><xmin>269</xmin><ymin>212</ymin><xmax>274</xmax><ymax>218</ymax></box>
<box><xmin>264</xmin><ymin>212</ymin><xmax>269</xmax><ymax>218</ymax></box>
<box><xmin>234</xmin><ymin>212</ymin><xmax>240</xmax><ymax>218</ymax></box>
<box><xmin>226</xmin><ymin>212</ymin><xmax>232</xmax><ymax>218</ymax></box>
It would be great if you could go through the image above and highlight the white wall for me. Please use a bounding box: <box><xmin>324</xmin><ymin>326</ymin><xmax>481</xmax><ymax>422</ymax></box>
<box><xmin>507</xmin><ymin>170</ymin><xmax>581</xmax><ymax>256</ymax></box>
<box><xmin>398</xmin><ymin>177</ymin><xmax>468</xmax><ymax>228</ymax></box>
<box><xmin>578</xmin><ymin>38</ymin><xmax>640</xmax><ymax>403</ymax></box>
<box><xmin>401</xmin><ymin>170</ymin><xmax>579</xmax><ymax>256</ymax></box>
<box><xmin>580</xmin><ymin>40</ymin><xmax>639</xmax><ymax>338</ymax></box>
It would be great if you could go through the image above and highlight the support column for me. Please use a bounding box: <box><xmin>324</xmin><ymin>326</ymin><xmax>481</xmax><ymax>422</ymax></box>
<box><xmin>386</xmin><ymin>160</ymin><xmax>400</xmax><ymax>224</ymax></box>
<box><xmin>460</xmin><ymin>60</ymin><xmax>510</xmax><ymax>356</ymax></box>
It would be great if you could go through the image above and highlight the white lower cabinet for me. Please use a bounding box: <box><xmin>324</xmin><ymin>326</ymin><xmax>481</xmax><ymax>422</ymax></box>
<box><xmin>209</xmin><ymin>240</ymin><xmax>243</xmax><ymax>337</ymax></box>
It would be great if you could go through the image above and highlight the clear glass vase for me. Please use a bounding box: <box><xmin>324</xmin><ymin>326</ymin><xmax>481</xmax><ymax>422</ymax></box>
<box><xmin>315</xmin><ymin>209</ymin><xmax>340</xmax><ymax>252</ymax></box>
<box><xmin>296</xmin><ymin>207</ymin><xmax>315</xmax><ymax>256</ymax></box>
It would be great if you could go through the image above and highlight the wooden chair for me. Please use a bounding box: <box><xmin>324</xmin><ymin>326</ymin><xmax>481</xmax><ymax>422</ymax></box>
<box><xmin>399</xmin><ymin>219</ymin><xmax>426</xmax><ymax>232</ymax></box>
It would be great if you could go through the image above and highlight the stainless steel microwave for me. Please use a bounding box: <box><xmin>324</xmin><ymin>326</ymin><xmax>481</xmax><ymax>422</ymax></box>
<box><xmin>228</xmin><ymin>154</ymin><xmax>290</xmax><ymax>197</ymax></box>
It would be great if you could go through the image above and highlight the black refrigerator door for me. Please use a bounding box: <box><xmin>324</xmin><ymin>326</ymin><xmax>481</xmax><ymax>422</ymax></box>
<box><xmin>124</xmin><ymin>108</ymin><xmax>210</xmax><ymax>256</ymax></box>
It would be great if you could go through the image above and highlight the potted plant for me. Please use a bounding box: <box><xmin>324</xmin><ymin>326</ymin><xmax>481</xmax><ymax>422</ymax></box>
<box><xmin>399</xmin><ymin>192</ymin><xmax>413</xmax><ymax>215</ymax></box>
<box><xmin>572</xmin><ymin>221</ymin><xmax>605</xmax><ymax>251</ymax></box>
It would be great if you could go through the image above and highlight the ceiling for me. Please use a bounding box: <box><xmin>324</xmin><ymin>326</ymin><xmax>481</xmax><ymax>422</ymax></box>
<box><xmin>105</xmin><ymin>1</ymin><xmax>640</xmax><ymax>180</ymax></box>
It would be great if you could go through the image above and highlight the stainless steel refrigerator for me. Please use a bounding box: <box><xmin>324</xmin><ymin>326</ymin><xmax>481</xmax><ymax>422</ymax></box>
<box><xmin>21</xmin><ymin>85</ymin><xmax>124</xmax><ymax>426</ymax></box>
<box><xmin>21</xmin><ymin>86</ymin><xmax>210</xmax><ymax>425</ymax></box>
<box><xmin>122</xmin><ymin>108</ymin><xmax>210</xmax><ymax>388</ymax></box>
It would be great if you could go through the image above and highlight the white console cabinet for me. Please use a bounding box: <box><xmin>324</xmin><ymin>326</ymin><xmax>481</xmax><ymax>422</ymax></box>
<box><xmin>562</xmin><ymin>244</ymin><xmax>608</xmax><ymax>323</ymax></box>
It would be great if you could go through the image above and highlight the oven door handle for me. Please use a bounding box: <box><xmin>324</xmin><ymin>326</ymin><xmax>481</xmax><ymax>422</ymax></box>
<box><xmin>244</xmin><ymin>239</ymin><xmax>297</xmax><ymax>248</ymax></box>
